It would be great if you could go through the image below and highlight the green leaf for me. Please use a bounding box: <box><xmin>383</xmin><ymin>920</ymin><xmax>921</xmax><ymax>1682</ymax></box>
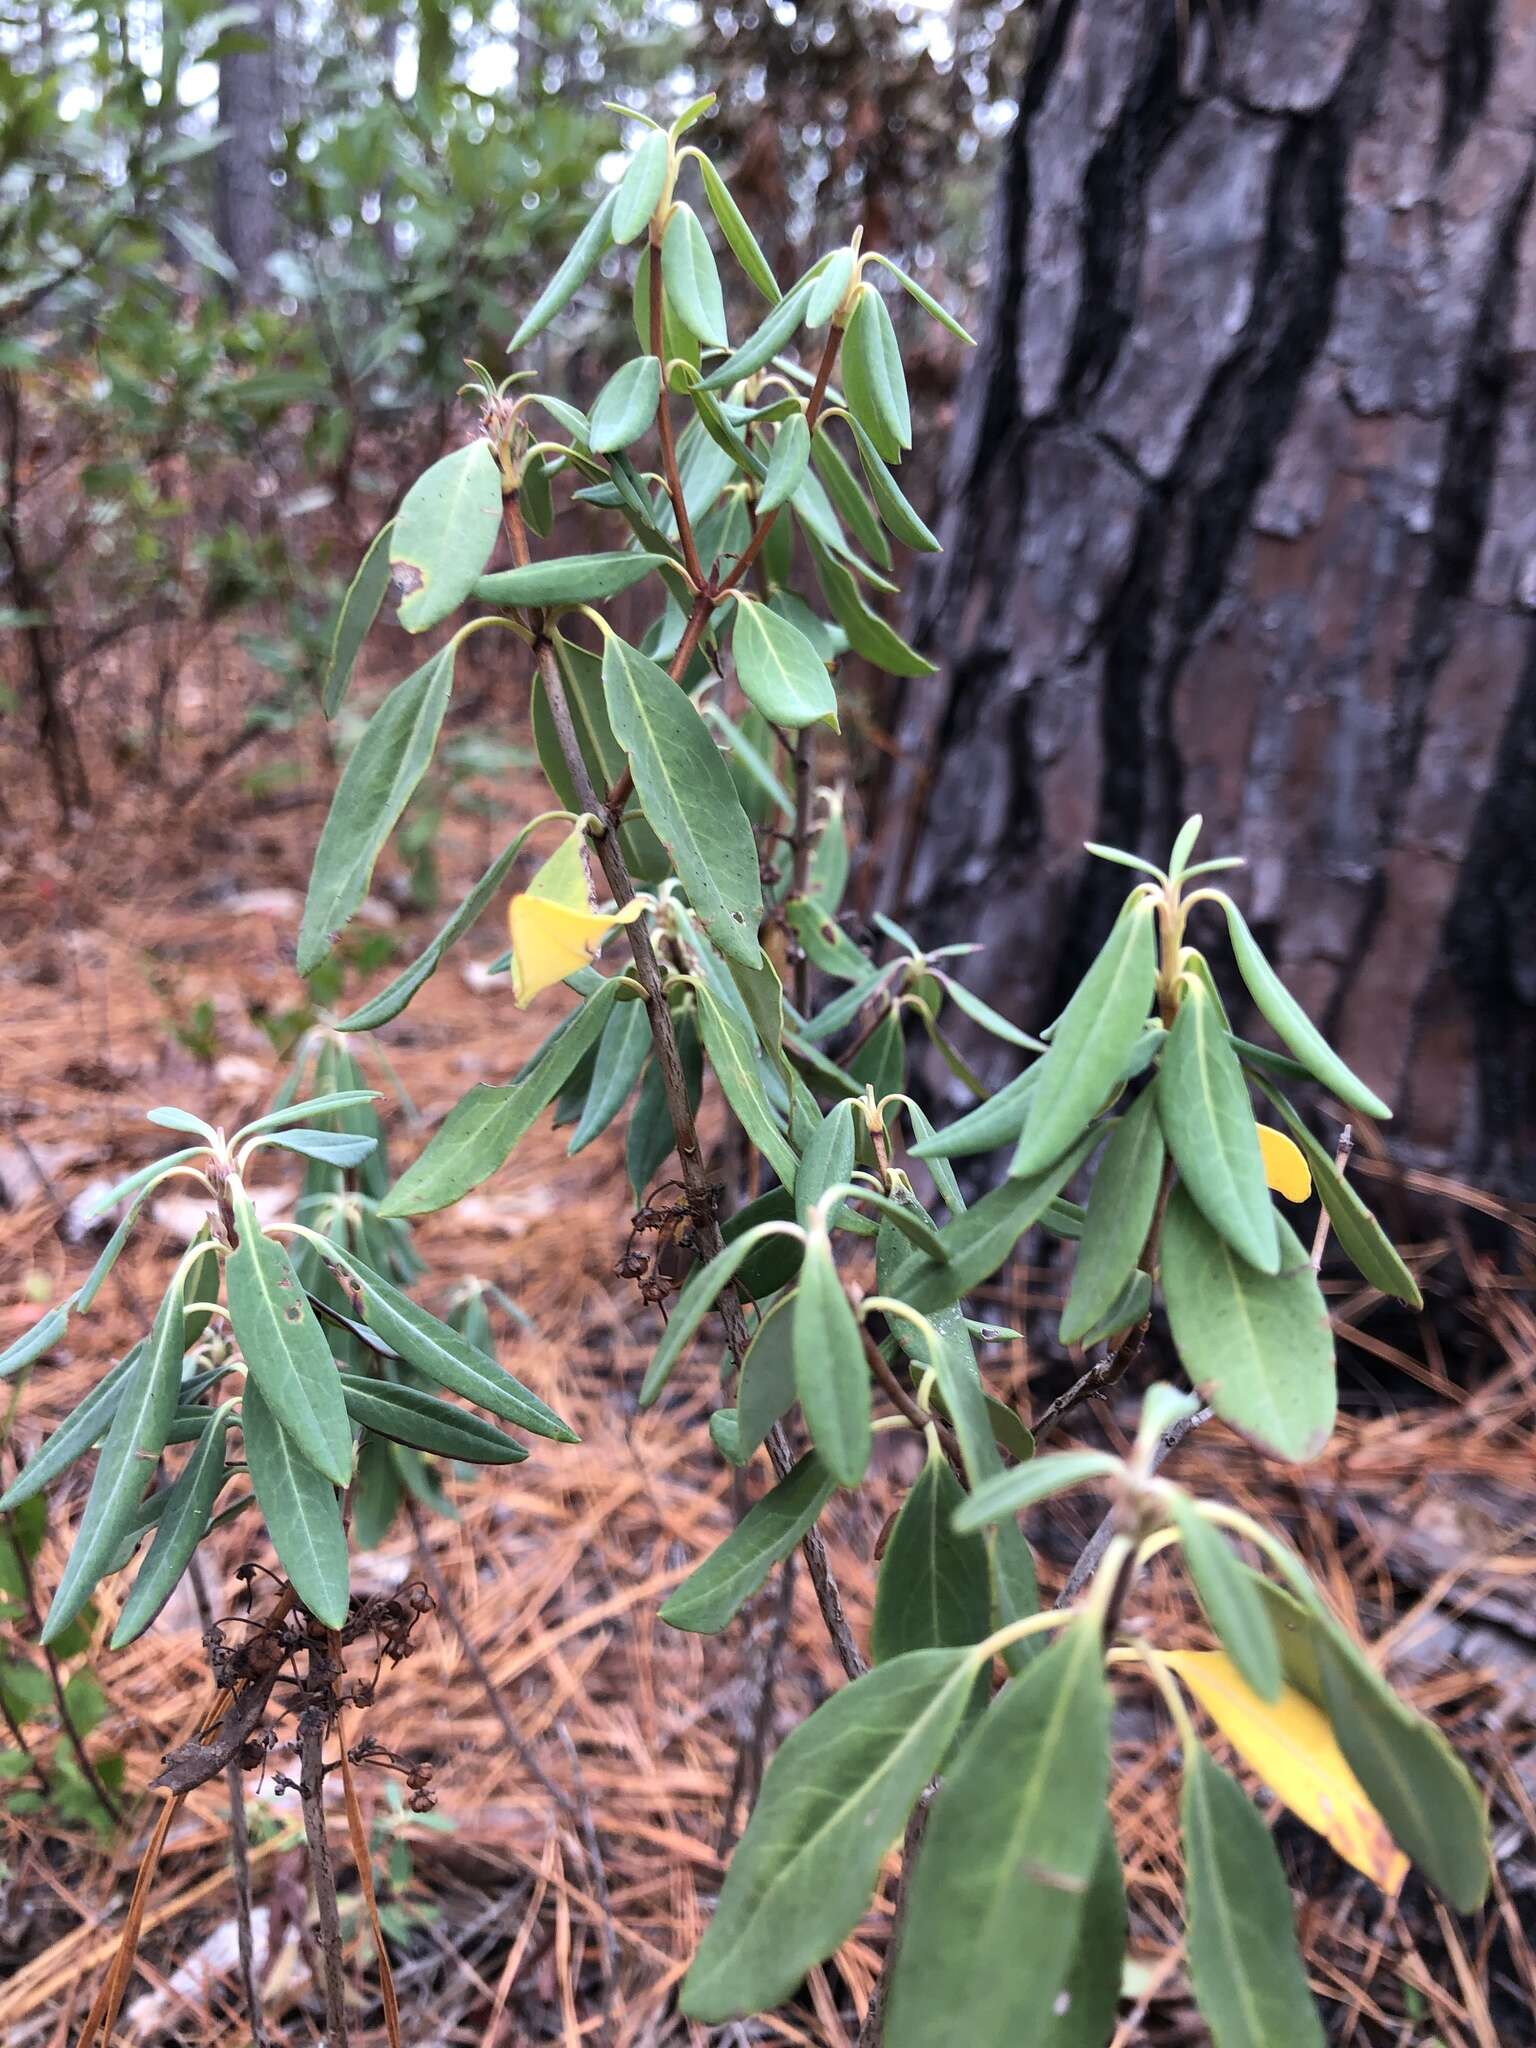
<box><xmin>476</xmin><ymin>551</ymin><xmax>669</xmax><ymax>609</ymax></box>
<box><xmin>0</xmin><ymin>1298</ymin><xmax>73</xmax><ymax>1379</ymax></box>
<box><xmin>533</xmin><ymin>633</ymin><xmax>669</xmax><ymax>885</ymax></box>
<box><xmin>910</xmin><ymin>1066</ymin><xmax>1040</xmax><ymax>1161</ymax></box>
<box><xmin>698</xmin><ymin>265</ymin><xmax>820</xmax><ymax>391</ymax></box>
<box><xmin>888</xmin><ymin>1128</ymin><xmax>1100</xmax><ymax>1321</ymax></box>
<box><xmin>601</xmin><ymin>634</ymin><xmax>763</xmax><ymax>967</ymax></box>
<box><xmin>694</xmin><ymin>985</ymin><xmax>799</xmax><ymax>1189</ymax></box>
<box><xmin>567</xmin><ymin>994</ymin><xmax>650</xmax><ymax>1154</ymax></box>
<box><xmin>380</xmin><ymin>978</ymin><xmax>622</xmax><ymax>1216</ymax></box>
<box><xmin>872</xmin><ymin>1451</ymin><xmax>991</xmax><ymax>1661</ymax></box>
<box><xmin>841</xmin><ymin>285</ymin><xmax>911</xmax><ymax>459</ymax></box>
<box><xmin>1256</xmin><ymin>1086</ymin><xmax>1422</xmax><ymax>1307</ymax></box>
<box><xmin>338</xmin><ymin>1374</ymin><xmax>527</xmax><ymax>1464</ymax></box>
<box><xmin>1011</xmin><ymin>895</ymin><xmax>1157</xmax><ymax>1178</ymax></box>
<box><xmin>1160</xmin><ymin>1190</ymin><xmax>1334</xmax><ymax>1461</ymax></box>
<box><xmin>792</xmin><ymin>1226</ymin><xmax>871</xmax><ymax>1486</ymax></box>
<box><xmin>512</xmin><ymin>189</ymin><xmax>622</xmax><ymax>351</ymax></box>
<box><xmin>952</xmin><ymin>1449</ymin><xmax>1122</xmax><ymax>1530</ymax></box>
<box><xmin>661</xmin><ymin>1450</ymin><xmax>836</xmax><ymax>1632</ymax></box>
<box><xmin>807</xmin><ymin>424</ymin><xmax>891</xmax><ymax>569</ymax></box>
<box><xmin>588</xmin><ymin>355</ymin><xmax>663</xmax><ymax>454</ymax></box>
<box><xmin>80</xmin><ymin>1147</ymin><xmax>205</xmax><ymax>1223</ymax></box>
<box><xmin>1043</xmin><ymin>1815</ymin><xmax>1127</xmax><ymax>2046</ymax></box>
<box><xmin>1220</xmin><ymin>896</ymin><xmax>1391</xmax><ymax>1120</ymax></box>
<box><xmin>680</xmin><ymin>1648</ymin><xmax>981</xmax><ymax>2022</ymax></box>
<box><xmin>111</xmin><ymin>1406</ymin><xmax>234</xmax><ymax>1646</ymax></box>
<box><xmin>261</xmin><ymin>1129</ymin><xmax>376</xmax><ymax>1168</ymax></box>
<box><xmin>390</xmin><ymin>440</ymin><xmax>502</xmax><ymax>634</ymax></box>
<box><xmin>758</xmin><ymin>412</ymin><xmax>810</xmax><ymax>514</ymax></box>
<box><xmin>844</xmin><ymin>417</ymin><xmax>940</xmax><ymax>551</ymax></box>
<box><xmin>1076</xmin><ymin>1266</ymin><xmax>1152</xmax><ymax>1346</ymax></box>
<box><xmin>1315</xmin><ymin>1633</ymin><xmax>1490</xmax><ymax>1911</ymax></box>
<box><xmin>336</xmin><ymin>830</ymin><xmax>540</xmax><ymax>1034</ymax></box>
<box><xmin>1172</xmin><ymin>1497</ymin><xmax>1282</xmax><ymax>1702</ymax></box>
<box><xmin>0</xmin><ymin>1345</ymin><xmax>142</xmax><ymax>1509</ymax></box>
<box><xmin>226</xmin><ymin>1184</ymin><xmax>353</xmax><ymax>1486</ymax></box>
<box><xmin>694</xmin><ymin>153</ymin><xmax>780</xmax><ymax>302</ymax></box>
<box><xmin>1160</xmin><ymin>976</ymin><xmax>1279</xmax><ymax>1274</ymax></box>
<box><xmin>240</xmin><ymin>1379</ymin><xmax>349</xmax><ymax>1629</ymax></box>
<box><xmin>328</xmin><ymin>1249</ymin><xmax>576</xmax><ymax>1442</ymax></box>
<box><xmin>731</xmin><ymin>599</ymin><xmax>837</xmax><ymax>732</ymax></box>
<box><xmin>41</xmin><ymin>1279</ymin><xmax>186</xmax><ymax>1645</ymax></box>
<box><xmin>661</xmin><ymin>202</ymin><xmax>728</xmax><ymax>348</ymax></box>
<box><xmin>234</xmin><ymin>1091</ymin><xmax>381</xmax><ymax>1143</ymax></box>
<box><xmin>867</xmin><ymin>252</ymin><xmax>976</xmax><ymax>345</ymax></box>
<box><xmin>805</xmin><ymin>246</ymin><xmax>854</xmax><ymax>328</ymax></box>
<box><xmin>611</xmin><ymin>131</ymin><xmax>670</xmax><ymax>244</ymax></box>
<box><xmin>1061</xmin><ymin>1084</ymin><xmax>1164</xmax><ymax>1345</ymax></box>
<box><xmin>735</xmin><ymin>1293</ymin><xmax>798</xmax><ymax>1457</ymax></box>
<box><xmin>1182</xmin><ymin>1745</ymin><xmax>1326</xmax><ymax>2048</ymax></box>
<box><xmin>638</xmin><ymin>1221</ymin><xmax>800</xmax><ymax>1405</ymax></box>
<box><xmin>634</xmin><ymin>230</ymin><xmax>700</xmax><ymax>376</ymax></box>
<box><xmin>297</xmin><ymin>643</ymin><xmax>455</xmax><ymax>976</ymax></box>
<box><xmin>350</xmin><ymin>1434</ymin><xmax>403</xmax><ymax>1550</ymax></box>
<box><xmin>793</xmin><ymin>1097</ymin><xmax>858</xmax><ymax>1224</ymax></box>
<box><xmin>886</xmin><ymin>1620</ymin><xmax>1112</xmax><ymax>2048</ymax></box>
<box><xmin>806</xmin><ymin>536</ymin><xmax>936</xmax><ymax>676</ymax></box>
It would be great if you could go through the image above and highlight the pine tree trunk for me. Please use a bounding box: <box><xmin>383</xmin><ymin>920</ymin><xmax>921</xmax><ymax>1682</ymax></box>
<box><xmin>883</xmin><ymin>0</ymin><xmax>1536</xmax><ymax>1192</ymax></box>
<box><xmin>215</xmin><ymin>0</ymin><xmax>281</xmax><ymax>295</ymax></box>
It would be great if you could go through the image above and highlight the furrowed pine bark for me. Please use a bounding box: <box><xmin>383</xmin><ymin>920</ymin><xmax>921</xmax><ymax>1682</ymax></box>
<box><xmin>881</xmin><ymin>0</ymin><xmax>1536</xmax><ymax>1193</ymax></box>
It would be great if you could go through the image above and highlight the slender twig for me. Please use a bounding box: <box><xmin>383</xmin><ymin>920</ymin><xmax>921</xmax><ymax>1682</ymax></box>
<box><xmin>789</xmin><ymin>728</ymin><xmax>815</xmax><ymax>1013</ymax></box>
<box><xmin>0</xmin><ymin>1688</ymin><xmax>51</xmax><ymax>1799</ymax></box>
<box><xmin>856</xmin><ymin>1796</ymin><xmax>929</xmax><ymax>2046</ymax></box>
<box><xmin>298</xmin><ymin>1690</ymin><xmax>349</xmax><ymax>2048</ymax></box>
<box><xmin>717</xmin><ymin>328</ymin><xmax>842</xmax><ymax>597</ymax></box>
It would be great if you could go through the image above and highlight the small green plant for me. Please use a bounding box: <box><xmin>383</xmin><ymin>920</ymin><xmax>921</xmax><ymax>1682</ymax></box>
<box><xmin>6</xmin><ymin>89</ymin><xmax>1490</xmax><ymax>2046</ymax></box>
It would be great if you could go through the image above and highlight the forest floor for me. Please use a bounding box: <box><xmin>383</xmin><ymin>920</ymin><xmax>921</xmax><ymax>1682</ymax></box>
<box><xmin>0</xmin><ymin>674</ymin><xmax>1533</xmax><ymax>2046</ymax></box>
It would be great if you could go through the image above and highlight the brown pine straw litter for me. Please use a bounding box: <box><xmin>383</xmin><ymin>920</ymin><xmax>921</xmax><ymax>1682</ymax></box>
<box><xmin>0</xmin><ymin>732</ymin><xmax>1533</xmax><ymax>2045</ymax></box>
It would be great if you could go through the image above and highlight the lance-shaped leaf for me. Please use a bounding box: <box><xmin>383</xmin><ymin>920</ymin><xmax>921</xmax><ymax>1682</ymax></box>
<box><xmin>1315</xmin><ymin>1632</ymin><xmax>1490</xmax><ymax>1910</ymax></box>
<box><xmin>911</xmin><ymin>1065</ymin><xmax>1041</xmax><ymax>1161</ymax></box>
<box><xmin>226</xmin><ymin>1185</ymin><xmax>353</xmax><ymax>1486</ymax></box>
<box><xmin>1011</xmin><ymin>894</ymin><xmax>1156</xmax><ymax>1179</ymax></box>
<box><xmin>476</xmin><ymin>551</ymin><xmax>669</xmax><ymax>609</ymax></box>
<box><xmin>241</xmin><ymin>1379</ymin><xmax>349</xmax><ymax>1629</ymax></box>
<box><xmin>698</xmin><ymin>264</ymin><xmax>822</xmax><ymax>392</ymax></box>
<box><xmin>338</xmin><ymin>1374</ymin><xmax>528</xmax><ymax>1464</ymax></box>
<box><xmin>661</xmin><ymin>1449</ymin><xmax>836</xmax><ymax>1633</ymax></box>
<box><xmin>1161</xmin><ymin>1191</ymin><xmax>1334</xmax><ymax>1461</ymax></box>
<box><xmin>327</xmin><ymin>1248</ymin><xmax>576</xmax><ymax>1441</ymax></box>
<box><xmin>351</xmin><ymin>1434</ymin><xmax>403</xmax><ymax>1550</ymax></box>
<box><xmin>1220</xmin><ymin>895</ymin><xmax>1391</xmax><ymax>1120</ymax></box>
<box><xmin>602</xmin><ymin>633</ymin><xmax>763</xmax><ymax>967</ymax></box>
<box><xmin>322</xmin><ymin>519</ymin><xmax>395</xmax><ymax>715</ymax></box>
<box><xmin>568</xmin><ymin>993</ymin><xmax>650</xmax><ymax>1154</ymax></box>
<box><xmin>510</xmin><ymin>188</ymin><xmax>619</xmax><ymax>350</ymax></box>
<box><xmin>1160</xmin><ymin>976</ymin><xmax>1279</xmax><ymax>1274</ymax></box>
<box><xmin>611</xmin><ymin>130</ymin><xmax>669</xmax><ymax>244</ymax></box>
<box><xmin>381</xmin><ymin>978</ymin><xmax>622</xmax><ymax>1216</ymax></box>
<box><xmin>533</xmin><ymin>633</ymin><xmax>669</xmax><ymax>885</ymax></box>
<box><xmin>390</xmin><ymin>439</ymin><xmax>502</xmax><ymax>633</ymax></box>
<box><xmin>680</xmin><ymin>1647</ymin><xmax>980</xmax><ymax>2022</ymax></box>
<box><xmin>297</xmin><ymin>642</ymin><xmax>455</xmax><ymax>975</ymax></box>
<box><xmin>588</xmin><ymin>355</ymin><xmax>663</xmax><ymax>454</ymax></box>
<box><xmin>806</xmin><ymin>536</ymin><xmax>935</xmax><ymax>676</ymax></box>
<box><xmin>1163</xmin><ymin>1647</ymin><xmax>1407</xmax><ymax>1894</ymax></box>
<box><xmin>872</xmin><ymin>1450</ymin><xmax>991</xmax><ymax>1662</ymax></box>
<box><xmin>734</xmin><ymin>1292</ymin><xmax>797</xmax><ymax>1458</ymax></box>
<box><xmin>886</xmin><ymin>1619</ymin><xmax>1112</xmax><ymax>2048</ymax></box>
<box><xmin>1182</xmin><ymin>1743</ymin><xmax>1326</xmax><ymax>2048</ymax></box>
<box><xmin>694</xmin><ymin>152</ymin><xmax>780</xmax><ymax>301</ymax></box>
<box><xmin>1171</xmin><ymin>1501</ymin><xmax>1282</xmax><ymax>1701</ymax></box>
<box><xmin>791</xmin><ymin>1225</ymin><xmax>871</xmax><ymax>1486</ymax></box>
<box><xmin>639</xmin><ymin>1221</ymin><xmax>798</xmax><ymax>1406</ymax></box>
<box><xmin>845</xmin><ymin>416</ymin><xmax>940</xmax><ymax>550</ymax></box>
<box><xmin>661</xmin><ymin>201</ymin><xmax>728</xmax><ymax>348</ymax></box>
<box><xmin>1061</xmin><ymin>1083</ymin><xmax>1164</xmax><ymax>1345</ymax></box>
<box><xmin>41</xmin><ymin>1277</ymin><xmax>187</xmax><ymax>1644</ymax></box>
<box><xmin>731</xmin><ymin>598</ymin><xmax>837</xmax><ymax>731</ymax></box>
<box><xmin>111</xmin><ymin>1405</ymin><xmax>234</xmax><ymax>1646</ymax></box>
<box><xmin>808</xmin><ymin>422</ymin><xmax>891</xmax><ymax>567</ymax></box>
<box><xmin>841</xmin><ymin>284</ymin><xmax>911</xmax><ymax>459</ymax></box>
<box><xmin>337</xmin><ymin>829</ymin><xmax>544</xmax><ymax>1033</ymax></box>
<box><xmin>0</xmin><ymin>1297</ymin><xmax>74</xmax><ymax>1379</ymax></box>
<box><xmin>1258</xmin><ymin>1085</ymin><xmax>1421</xmax><ymax>1306</ymax></box>
<box><xmin>234</xmin><ymin>1091</ymin><xmax>381</xmax><ymax>1143</ymax></box>
<box><xmin>805</xmin><ymin>246</ymin><xmax>854</xmax><ymax>327</ymax></box>
<box><xmin>694</xmin><ymin>984</ymin><xmax>798</xmax><ymax>1189</ymax></box>
<box><xmin>260</xmin><ymin>1129</ymin><xmax>377</xmax><ymax>1168</ymax></box>
<box><xmin>794</xmin><ymin>1096</ymin><xmax>858</xmax><ymax>1223</ymax></box>
<box><xmin>0</xmin><ymin>1345</ymin><xmax>142</xmax><ymax>1509</ymax></box>
<box><xmin>758</xmin><ymin>411</ymin><xmax>810</xmax><ymax>514</ymax></box>
<box><xmin>867</xmin><ymin>251</ymin><xmax>976</xmax><ymax>345</ymax></box>
<box><xmin>953</xmin><ymin>1448</ymin><xmax>1123</xmax><ymax>1531</ymax></box>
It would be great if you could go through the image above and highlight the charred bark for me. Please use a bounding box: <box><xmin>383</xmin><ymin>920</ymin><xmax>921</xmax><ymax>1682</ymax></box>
<box><xmin>884</xmin><ymin>0</ymin><xmax>1536</xmax><ymax>1191</ymax></box>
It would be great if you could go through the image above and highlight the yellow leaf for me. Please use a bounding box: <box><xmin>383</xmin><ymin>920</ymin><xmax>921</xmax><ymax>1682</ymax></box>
<box><xmin>527</xmin><ymin>826</ymin><xmax>597</xmax><ymax>912</ymax></box>
<box><xmin>1162</xmin><ymin>1649</ymin><xmax>1407</xmax><ymax>1895</ymax></box>
<box><xmin>1256</xmin><ymin>1123</ymin><xmax>1311</xmax><ymax>1203</ymax></box>
<box><xmin>508</xmin><ymin>894</ymin><xmax>641</xmax><ymax>1007</ymax></box>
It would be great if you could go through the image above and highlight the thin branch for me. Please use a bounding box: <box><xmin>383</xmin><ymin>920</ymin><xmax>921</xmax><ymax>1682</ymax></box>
<box><xmin>298</xmin><ymin>1693</ymin><xmax>349</xmax><ymax>2048</ymax></box>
